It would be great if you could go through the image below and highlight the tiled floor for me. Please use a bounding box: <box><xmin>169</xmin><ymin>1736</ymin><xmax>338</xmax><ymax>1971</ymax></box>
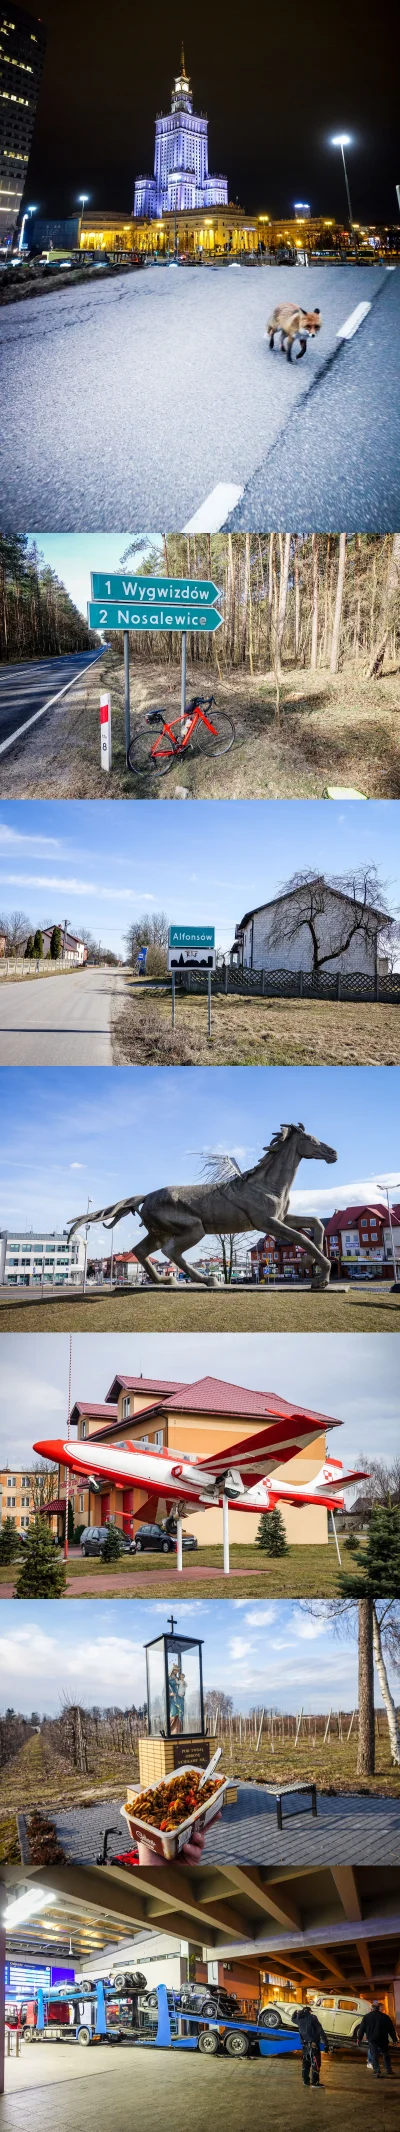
<box><xmin>35</xmin><ymin>1784</ymin><xmax>400</xmax><ymax>1867</ymax></box>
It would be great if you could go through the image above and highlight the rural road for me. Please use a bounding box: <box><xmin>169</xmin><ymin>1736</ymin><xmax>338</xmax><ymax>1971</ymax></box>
<box><xmin>0</xmin><ymin>652</ymin><xmax>104</xmax><ymax>757</ymax></box>
<box><xmin>0</xmin><ymin>263</ymin><xmax>395</xmax><ymax>530</ymax></box>
<box><xmin>0</xmin><ymin>966</ymin><xmax>125</xmax><ymax>1063</ymax></box>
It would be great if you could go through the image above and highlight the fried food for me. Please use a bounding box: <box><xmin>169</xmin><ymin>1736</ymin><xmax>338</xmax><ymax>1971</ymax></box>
<box><xmin>126</xmin><ymin>1768</ymin><xmax>225</xmax><ymax>1831</ymax></box>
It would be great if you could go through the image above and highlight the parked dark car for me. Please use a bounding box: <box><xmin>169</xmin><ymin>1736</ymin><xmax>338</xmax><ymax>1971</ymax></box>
<box><xmin>131</xmin><ymin>1522</ymin><xmax>198</xmax><ymax>1554</ymax></box>
<box><xmin>179</xmin><ymin>1983</ymin><xmax>240</xmax><ymax>2019</ymax></box>
<box><xmin>79</xmin><ymin>1525</ymin><xmax>132</xmax><ymax>1557</ymax></box>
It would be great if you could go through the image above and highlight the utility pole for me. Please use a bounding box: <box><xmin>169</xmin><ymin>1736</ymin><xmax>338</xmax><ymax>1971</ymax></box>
<box><xmin>64</xmin><ymin>1333</ymin><xmax>72</xmax><ymax>1561</ymax></box>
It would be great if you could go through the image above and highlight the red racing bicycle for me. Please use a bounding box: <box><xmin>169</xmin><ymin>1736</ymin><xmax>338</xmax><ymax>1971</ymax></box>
<box><xmin>127</xmin><ymin>693</ymin><xmax>235</xmax><ymax>776</ymax></box>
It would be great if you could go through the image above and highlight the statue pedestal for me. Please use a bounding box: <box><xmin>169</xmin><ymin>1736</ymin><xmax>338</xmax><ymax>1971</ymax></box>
<box><xmin>138</xmin><ymin>1734</ymin><xmax>211</xmax><ymax>1785</ymax></box>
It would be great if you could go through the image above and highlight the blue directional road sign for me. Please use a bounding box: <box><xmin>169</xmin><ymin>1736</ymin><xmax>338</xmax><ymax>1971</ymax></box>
<box><xmin>88</xmin><ymin>601</ymin><xmax>222</xmax><ymax>633</ymax></box>
<box><xmin>169</xmin><ymin>927</ymin><xmax>215</xmax><ymax>947</ymax></box>
<box><xmin>91</xmin><ymin>574</ymin><xmax>221</xmax><ymax>606</ymax></box>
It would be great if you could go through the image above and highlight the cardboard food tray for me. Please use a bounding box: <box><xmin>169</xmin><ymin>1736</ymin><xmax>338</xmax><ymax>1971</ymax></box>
<box><xmin>120</xmin><ymin>1762</ymin><xmax>228</xmax><ymax>1860</ymax></box>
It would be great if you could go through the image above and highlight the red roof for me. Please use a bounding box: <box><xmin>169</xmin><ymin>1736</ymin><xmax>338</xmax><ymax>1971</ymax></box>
<box><xmin>70</xmin><ymin>1401</ymin><xmax>118</xmax><ymax>1422</ymax></box>
<box><xmin>162</xmin><ymin>1374</ymin><xmax>339</xmax><ymax>1430</ymax></box>
<box><xmin>105</xmin><ymin>1373</ymin><xmax>184</xmax><ymax>1402</ymax></box>
<box><xmin>324</xmin><ymin>1203</ymin><xmax>400</xmax><ymax>1235</ymax></box>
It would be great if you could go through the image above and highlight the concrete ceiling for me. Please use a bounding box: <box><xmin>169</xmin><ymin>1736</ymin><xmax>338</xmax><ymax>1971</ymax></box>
<box><xmin>2</xmin><ymin>1863</ymin><xmax>400</xmax><ymax>1990</ymax></box>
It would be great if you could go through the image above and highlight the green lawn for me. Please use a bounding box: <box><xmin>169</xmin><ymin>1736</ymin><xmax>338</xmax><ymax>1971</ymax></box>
<box><xmin>0</xmin><ymin>1541</ymin><xmax>366</xmax><ymax>1600</ymax></box>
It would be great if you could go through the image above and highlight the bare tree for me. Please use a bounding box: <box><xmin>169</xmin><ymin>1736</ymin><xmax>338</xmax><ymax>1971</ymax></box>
<box><xmin>330</xmin><ymin>532</ymin><xmax>347</xmax><ymax>673</ymax></box>
<box><xmin>267</xmin><ymin>867</ymin><xmax>392</xmax><ymax>974</ymax></box>
<box><xmin>300</xmin><ymin>1599</ymin><xmax>400</xmax><ymax>1774</ymax></box>
<box><xmin>30</xmin><ymin>1460</ymin><xmax>58</xmax><ymax>1513</ymax></box>
<box><xmin>0</xmin><ymin>910</ymin><xmax>31</xmax><ymax>954</ymax></box>
<box><xmin>124</xmin><ymin>911</ymin><xmax>169</xmax><ymax>974</ymax></box>
<box><xmin>366</xmin><ymin>533</ymin><xmax>400</xmax><ymax>678</ymax></box>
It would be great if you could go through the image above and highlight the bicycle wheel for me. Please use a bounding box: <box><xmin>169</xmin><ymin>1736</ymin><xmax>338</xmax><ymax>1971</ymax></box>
<box><xmin>190</xmin><ymin>709</ymin><xmax>235</xmax><ymax>759</ymax></box>
<box><xmin>127</xmin><ymin>723</ymin><xmax>177</xmax><ymax>778</ymax></box>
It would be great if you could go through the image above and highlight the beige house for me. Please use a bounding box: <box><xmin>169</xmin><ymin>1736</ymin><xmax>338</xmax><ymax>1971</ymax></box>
<box><xmin>53</xmin><ymin>1370</ymin><xmax>338</xmax><ymax>1546</ymax></box>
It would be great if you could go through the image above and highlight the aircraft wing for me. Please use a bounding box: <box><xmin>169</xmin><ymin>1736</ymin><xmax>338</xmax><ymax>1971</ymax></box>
<box><xmin>197</xmin><ymin>1410</ymin><xmax>332</xmax><ymax>1486</ymax></box>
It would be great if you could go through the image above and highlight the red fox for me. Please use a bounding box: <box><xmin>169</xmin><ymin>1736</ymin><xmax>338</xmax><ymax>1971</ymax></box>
<box><xmin>266</xmin><ymin>303</ymin><xmax>322</xmax><ymax>361</ymax></box>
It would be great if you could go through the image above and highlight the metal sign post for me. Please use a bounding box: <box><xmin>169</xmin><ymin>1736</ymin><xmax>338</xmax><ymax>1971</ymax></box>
<box><xmin>181</xmin><ymin>633</ymin><xmax>187</xmax><ymax>735</ymax></box>
<box><xmin>168</xmin><ymin>928</ymin><xmax>215</xmax><ymax>1044</ymax></box>
<box><xmin>124</xmin><ymin>631</ymin><xmax>130</xmax><ymax>761</ymax></box>
<box><xmin>89</xmin><ymin>575</ymin><xmax>223</xmax><ymax>771</ymax></box>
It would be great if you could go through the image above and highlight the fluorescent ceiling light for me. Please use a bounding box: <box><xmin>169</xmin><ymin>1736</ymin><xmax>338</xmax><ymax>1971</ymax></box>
<box><xmin>3</xmin><ymin>1888</ymin><xmax>56</xmax><ymax>1927</ymax></box>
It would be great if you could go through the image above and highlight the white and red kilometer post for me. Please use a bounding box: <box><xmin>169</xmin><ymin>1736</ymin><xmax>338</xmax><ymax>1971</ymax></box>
<box><xmin>100</xmin><ymin>691</ymin><xmax>112</xmax><ymax>772</ymax></box>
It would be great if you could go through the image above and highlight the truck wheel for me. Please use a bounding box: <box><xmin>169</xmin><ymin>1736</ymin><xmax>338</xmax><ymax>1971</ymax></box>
<box><xmin>225</xmin><ymin>2031</ymin><xmax>249</xmax><ymax>2057</ymax></box>
<box><xmin>198</xmin><ymin>2030</ymin><xmax>219</xmax><ymax>2054</ymax></box>
<box><xmin>77</xmin><ymin>2027</ymin><xmax>91</xmax><ymax>2046</ymax></box>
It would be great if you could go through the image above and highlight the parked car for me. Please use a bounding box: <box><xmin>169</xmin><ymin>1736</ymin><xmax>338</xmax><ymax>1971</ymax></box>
<box><xmin>259</xmin><ymin>1992</ymin><xmax>372</xmax><ymax>2040</ymax></box>
<box><xmin>179</xmin><ymin>1983</ymin><xmax>240</xmax><ymax>2019</ymax></box>
<box><xmin>131</xmin><ymin>1522</ymin><xmax>197</xmax><ymax>1554</ymax></box>
<box><xmin>79</xmin><ymin>1525</ymin><xmax>132</xmax><ymax>1557</ymax></box>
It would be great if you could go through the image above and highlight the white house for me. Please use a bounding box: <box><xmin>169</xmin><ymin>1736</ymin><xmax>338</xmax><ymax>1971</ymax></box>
<box><xmin>232</xmin><ymin>878</ymin><xmax>389</xmax><ymax>978</ymax></box>
<box><xmin>0</xmin><ymin>1230</ymin><xmax>85</xmax><ymax>1288</ymax></box>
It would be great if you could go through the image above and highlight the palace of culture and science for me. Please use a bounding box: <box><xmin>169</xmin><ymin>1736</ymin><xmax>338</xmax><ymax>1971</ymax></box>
<box><xmin>134</xmin><ymin>48</ymin><xmax>229</xmax><ymax>219</ymax></box>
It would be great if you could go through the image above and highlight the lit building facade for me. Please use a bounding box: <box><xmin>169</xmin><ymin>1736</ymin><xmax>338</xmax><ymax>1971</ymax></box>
<box><xmin>0</xmin><ymin>1465</ymin><xmax>35</xmax><ymax>1530</ymax></box>
<box><xmin>0</xmin><ymin>3</ymin><xmax>46</xmax><ymax>240</ymax></box>
<box><xmin>134</xmin><ymin>48</ymin><xmax>228</xmax><ymax>220</ymax></box>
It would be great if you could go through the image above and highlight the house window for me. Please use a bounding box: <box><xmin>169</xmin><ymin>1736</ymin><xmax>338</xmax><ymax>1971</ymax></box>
<box><xmin>122</xmin><ymin>1395</ymin><xmax>130</xmax><ymax>1418</ymax></box>
<box><xmin>79</xmin><ymin>1495</ymin><xmax>85</xmax><ymax>1512</ymax></box>
<box><xmin>81</xmin><ymin>1421</ymin><xmax>87</xmax><ymax>1438</ymax></box>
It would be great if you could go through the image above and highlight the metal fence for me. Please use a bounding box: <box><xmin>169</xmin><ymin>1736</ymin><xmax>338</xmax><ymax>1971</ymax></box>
<box><xmin>173</xmin><ymin>964</ymin><xmax>400</xmax><ymax>1004</ymax></box>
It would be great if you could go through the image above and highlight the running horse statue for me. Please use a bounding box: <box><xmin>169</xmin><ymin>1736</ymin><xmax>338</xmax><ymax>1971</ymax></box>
<box><xmin>68</xmin><ymin>1122</ymin><xmax>337</xmax><ymax>1289</ymax></box>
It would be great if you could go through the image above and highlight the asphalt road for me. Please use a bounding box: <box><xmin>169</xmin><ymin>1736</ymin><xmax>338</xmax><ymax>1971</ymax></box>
<box><xmin>0</xmin><ymin>966</ymin><xmax>123</xmax><ymax>1063</ymax></box>
<box><xmin>0</xmin><ymin>264</ymin><xmax>393</xmax><ymax>530</ymax></box>
<box><xmin>0</xmin><ymin>652</ymin><xmax>103</xmax><ymax>755</ymax></box>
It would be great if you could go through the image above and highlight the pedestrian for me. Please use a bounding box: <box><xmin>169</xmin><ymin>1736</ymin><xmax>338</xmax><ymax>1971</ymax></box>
<box><xmin>296</xmin><ymin>2005</ymin><xmax>328</xmax><ymax>2086</ymax></box>
<box><xmin>357</xmin><ymin>2002</ymin><xmax>397</xmax><ymax>2077</ymax></box>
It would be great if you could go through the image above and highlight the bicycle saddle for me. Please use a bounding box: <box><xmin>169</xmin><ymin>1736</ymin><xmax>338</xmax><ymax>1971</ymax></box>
<box><xmin>146</xmin><ymin>709</ymin><xmax>165</xmax><ymax>725</ymax></box>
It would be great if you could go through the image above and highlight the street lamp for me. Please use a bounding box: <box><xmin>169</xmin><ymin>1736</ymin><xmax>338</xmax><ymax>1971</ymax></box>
<box><xmin>83</xmin><ymin>1196</ymin><xmax>93</xmax><ymax>1295</ymax></box>
<box><xmin>18</xmin><ymin>204</ymin><xmax>37</xmax><ymax>254</ymax></box>
<box><xmin>374</xmin><ymin>1179</ymin><xmax>400</xmax><ymax>1289</ymax></box>
<box><xmin>331</xmin><ymin>136</ymin><xmax>354</xmax><ymax>235</ymax></box>
<box><xmin>78</xmin><ymin>193</ymin><xmax>89</xmax><ymax>250</ymax></box>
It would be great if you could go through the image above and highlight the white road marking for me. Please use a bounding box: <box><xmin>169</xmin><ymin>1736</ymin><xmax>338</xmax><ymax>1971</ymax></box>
<box><xmin>337</xmin><ymin>301</ymin><xmax>371</xmax><ymax>340</ymax></box>
<box><xmin>0</xmin><ymin>654</ymin><xmax>104</xmax><ymax>758</ymax></box>
<box><xmin>184</xmin><ymin>484</ymin><xmax>244</xmax><ymax>533</ymax></box>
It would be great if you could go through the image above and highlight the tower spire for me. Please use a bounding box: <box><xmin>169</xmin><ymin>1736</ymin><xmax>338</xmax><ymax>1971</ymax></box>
<box><xmin>181</xmin><ymin>42</ymin><xmax>186</xmax><ymax>75</ymax></box>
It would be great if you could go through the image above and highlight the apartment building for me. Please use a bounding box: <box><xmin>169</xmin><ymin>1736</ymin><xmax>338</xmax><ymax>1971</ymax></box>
<box><xmin>0</xmin><ymin>1230</ymin><xmax>85</xmax><ymax>1286</ymax></box>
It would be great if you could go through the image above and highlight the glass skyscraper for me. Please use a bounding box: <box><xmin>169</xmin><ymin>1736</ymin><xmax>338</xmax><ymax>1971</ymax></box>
<box><xmin>134</xmin><ymin>48</ymin><xmax>228</xmax><ymax>219</ymax></box>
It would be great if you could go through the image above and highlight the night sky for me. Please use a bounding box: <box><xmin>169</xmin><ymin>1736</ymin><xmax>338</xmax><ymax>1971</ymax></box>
<box><xmin>25</xmin><ymin>0</ymin><xmax>399</xmax><ymax>224</ymax></box>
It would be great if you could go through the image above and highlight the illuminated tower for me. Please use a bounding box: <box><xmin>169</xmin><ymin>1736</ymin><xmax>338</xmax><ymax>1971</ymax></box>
<box><xmin>0</xmin><ymin>3</ymin><xmax>46</xmax><ymax>240</ymax></box>
<box><xmin>134</xmin><ymin>47</ymin><xmax>228</xmax><ymax>218</ymax></box>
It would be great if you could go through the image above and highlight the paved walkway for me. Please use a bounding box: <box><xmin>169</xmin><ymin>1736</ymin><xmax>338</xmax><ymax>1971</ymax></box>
<box><xmin>25</xmin><ymin>1784</ymin><xmax>400</xmax><ymax>1868</ymax></box>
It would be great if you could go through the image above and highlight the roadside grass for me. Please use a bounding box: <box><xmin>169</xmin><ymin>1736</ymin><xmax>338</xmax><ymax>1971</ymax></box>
<box><xmin>0</xmin><ymin>1288</ymin><xmax>398</xmax><ymax>1332</ymax></box>
<box><xmin>1</xmin><ymin>655</ymin><xmax>400</xmax><ymax>799</ymax></box>
<box><xmin>112</xmin><ymin>985</ymin><xmax>400</xmax><ymax>1067</ymax></box>
<box><xmin>0</xmin><ymin>1541</ymin><xmax>353</xmax><ymax>1600</ymax></box>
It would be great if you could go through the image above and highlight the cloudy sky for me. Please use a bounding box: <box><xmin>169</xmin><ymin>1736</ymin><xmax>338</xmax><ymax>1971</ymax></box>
<box><xmin>0</xmin><ymin>1597</ymin><xmax>392</xmax><ymax>1719</ymax></box>
<box><xmin>0</xmin><ymin>1064</ymin><xmax>398</xmax><ymax>1250</ymax></box>
<box><xmin>0</xmin><ymin>798</ymin><xmax>398</xmax><ymax>959</ymax></box>
<box><xmin>0</xmin><ymin>1331</ymin><xmax>398</xmax><ymax>1475</ymax></box>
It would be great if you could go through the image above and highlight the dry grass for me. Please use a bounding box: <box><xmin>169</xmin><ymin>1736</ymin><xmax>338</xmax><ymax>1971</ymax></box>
<box><xmin>0</xmin><ymin>1288</ymin><xmax>398</xmax><ymax>1332</ymax></box>
<box><xmin>113</xmin><ymin>984</ymin><xmax>400</xmax><ymax>1066</ymax></box>
<box><xmin>1</xmin><ymin>1720</ymin><xmax>398</xmax><ymax>1870</ymax></box>
<box><xmin>1</xmin><ymin>654</ymin><xmax>400</xmax><ymax>799</ymax></box>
